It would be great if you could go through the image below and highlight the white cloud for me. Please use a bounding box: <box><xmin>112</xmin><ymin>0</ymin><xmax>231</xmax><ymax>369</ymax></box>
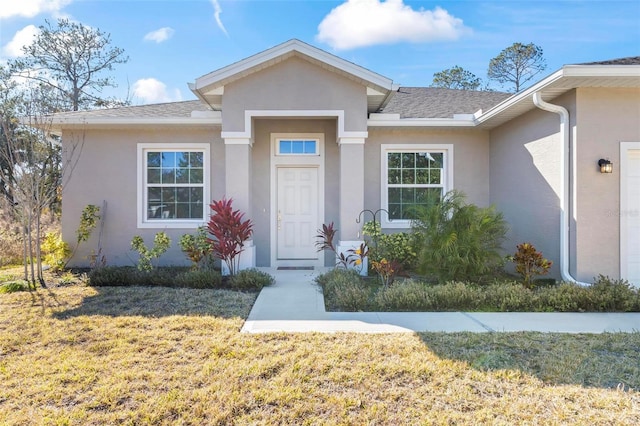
<box><xmin>143</xmin><ymin>27</ymin><xmax>175</xmax><ymax>43</ymax></box>
<box><xmin>0</xmin><ymin>0</ymin><xmax>73</xmax><ymax>19</ymax></box>
<box><xmin>2</xmin><ymin>25</ymin><xmax>40</xmax><ymax>57</ymax></box>
<box><xmin>132</xmin><ymin>78</ymin><xmax>182</xmax><ymax>104</ymax></box>
<box><xmin>210</xmin><ymin>0</ymin><xmax>228</xmax><ymax>36</ymax></box>
<box><xmin>316</xmin><ymin>0</ymin><xmax>470</xmax><ymax>50</ymax></box>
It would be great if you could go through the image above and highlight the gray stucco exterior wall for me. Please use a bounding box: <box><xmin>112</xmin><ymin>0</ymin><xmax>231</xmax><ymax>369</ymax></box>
<box><xmin>62</xmin><ymin>127</ymin><xmax>224</xmax><ymax>267</ymax></box>
<box><xmin>489</xmin><ymin>91</ymin><xmax>573</xmax><ymax>279</ymax></box>
<box><xmin>221</xmin><ymin>56</ymin><xmax>368</xmax><ymax>133</ymax></box>
<box><xmin>574</xmin><ymin>87</ymin><xmax>640</xmax><ymax>281</ymax></box>
<box><xmin>365</xmin><ymin>128</ymin><xmax>491</xmax><ymax>230</ymax></box>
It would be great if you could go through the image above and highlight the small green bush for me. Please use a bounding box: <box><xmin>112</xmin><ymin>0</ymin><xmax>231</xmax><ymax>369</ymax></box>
<box><xmin>536</xmin><ymin>283</ymin><xmax>591</xmax><ymax>312</ymax></box>
<box><xmin>0</xmin><ymin>280</ymin><xmax>29</xmax><ymax>294</ymax></box>
<box><xmin>590</xmin><ymin>275</ymin><xmax>640</xmax><ymax>311</ymax></box>
<box><xmin>88</xmin><ymin>266</ymin><xmax>185</xmax><ymax>287</ymax></box>
<box><xmin>88</xmin><ymin>266</ymin><xmax>134</xmax><ymax>286</ymax></box>
<box><xmin>316</xmin><ymin>269</ymin><xmax>373</xmax><ymax>311</ymax></box>
<box><xmin>176</xmin><ymin>269</ymin><xmax>222</xmax><ymax>289</ymax></box>
<box><xmin>130</xmin><ymin>232</ymin><xmax>171</xmax><ymax>272</ymax></box>
<box><xmin>229</xmin><ymin>268</ymin><xmax>274</xmax><ymax>291</ymax></box>
<box><xmin>375</xmin><ymin>279</ymin><xmax>431</xmax><ymax>311</ymax></box>
<box><xmin>179</xmin><ymin>227</ymin><xmax>213</xmax><ymax>269</ymax></box>
<box><xmin>42</xmin><ymin>231</ymin><xmax>71</xmax><ymax>272</ymax></box>
<box><xmin>362</xmin><ymin>221</ymin><xmax>418</xmax><ymax>272</ymax></box>
<box><xmin>509</xmin><ymin>242</ymin><xmax>553</xmax><ymax>288</ymax></box>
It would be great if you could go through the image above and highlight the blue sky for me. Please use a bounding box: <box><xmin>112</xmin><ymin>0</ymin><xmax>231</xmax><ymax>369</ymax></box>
<box><xmin>1</xmin><ymin>0</ymin><xmax>639</xmax><ymax>104</ymax></box>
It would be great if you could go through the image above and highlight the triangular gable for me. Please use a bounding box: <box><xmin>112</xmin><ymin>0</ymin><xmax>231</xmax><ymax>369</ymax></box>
<box><xmin>189</xmin><ymin>39</ymin><xmax>398</xmax><ymax>112</ymax></box>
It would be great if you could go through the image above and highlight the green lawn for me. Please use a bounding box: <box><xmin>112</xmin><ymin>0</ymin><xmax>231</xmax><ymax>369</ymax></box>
<box><xmin>1</xmin><ymin>285</ymin><xmax>639</xmax><ymax>425</ymax></box>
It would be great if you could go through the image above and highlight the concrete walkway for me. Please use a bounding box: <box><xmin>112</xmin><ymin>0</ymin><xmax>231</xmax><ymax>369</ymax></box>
<box><xmin>240</xmin><ymin>269</ymin><xmax>640</xmax><ymax>334</ymax></box>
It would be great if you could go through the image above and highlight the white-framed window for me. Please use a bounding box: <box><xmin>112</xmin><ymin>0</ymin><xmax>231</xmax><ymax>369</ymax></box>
<box><xmin>276</xmin><ymin>138</ymin><xmax>319</xmax><ymax>156</ymax></box>
<box><xmin>137</xmin><ymin>143</ymin><xmax>210</xmax><ymax>228</ymax></box>
<box><xmin>381</xmin><ymin>144</ymin><xmax>453</xmax><ymax>228</ymax></box>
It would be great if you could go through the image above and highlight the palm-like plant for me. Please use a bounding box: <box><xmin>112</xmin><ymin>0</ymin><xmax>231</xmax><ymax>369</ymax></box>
<box><xmin>207</xmin><ymin>198</ymin><xmax>253</xmax><ymax>276</ymax></box>
<box><xmin>412</xmin><ymin>190</ymin><xmax>508</xmax><ymax>282</ymax></box>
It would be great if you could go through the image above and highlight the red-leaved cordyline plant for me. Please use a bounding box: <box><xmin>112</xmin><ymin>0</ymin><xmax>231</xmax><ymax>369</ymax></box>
<box><xmin>315</xmin><ymin>222</ymin><xmax>367</xmax><ymax>270</ymax></box>
<box><xmin>207</xmin><ymin>198</ymin><xmax>253</xmax><ymax>276</ymax></box>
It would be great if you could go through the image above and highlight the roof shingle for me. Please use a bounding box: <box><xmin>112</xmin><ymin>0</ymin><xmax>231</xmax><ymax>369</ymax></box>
<box><xmin>51</xmin><ymin>100</ymin><xmax>210</xmax><ymax>119</ymax></box>
<box><xmin>579</xmin><ymin>56</ymin><xmax>640</xmax><ymax>66</ymax></box>
<box><xmin>380</xmin><ymin>87</ymin><xmax>511</xmax><ymax>119</ymax></box>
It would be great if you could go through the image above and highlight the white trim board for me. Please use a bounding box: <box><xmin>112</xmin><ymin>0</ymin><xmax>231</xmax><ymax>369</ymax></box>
<box><xmin>221</xmin><ymin>110</ymin><xmax>368</xmax><ymax>140</ymax></box>
<box><xmin>620</xmin><ymin>142</ymin><xmax>640</xmax><ymax>286</ymax></box>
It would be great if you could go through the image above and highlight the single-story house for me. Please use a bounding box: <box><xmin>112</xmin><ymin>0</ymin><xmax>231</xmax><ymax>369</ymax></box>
<box><xmin>49</xmin><ymin>39</ymin><xmax>640</xmax><ymax>285</ymax></box>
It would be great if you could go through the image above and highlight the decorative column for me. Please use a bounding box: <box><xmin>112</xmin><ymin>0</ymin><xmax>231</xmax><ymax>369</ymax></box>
<box><xmin>337</xmin><ymin>137</ymin><xmax>367</xmax><ymax>275</ymax></box>
<box><xmin>223</xmin><ymin>137</ymin><xmax>255</xmax><ymax>273</ymax></box>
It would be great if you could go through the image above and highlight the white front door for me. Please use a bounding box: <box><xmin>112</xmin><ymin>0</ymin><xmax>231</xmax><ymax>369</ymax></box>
<box><xmin>277</xmin><ymin>167</ymin><xmax>319</xmax><ymax>263</ymax></box>
<box><xmin>621</xmin><ymin>144</ymin><xmax>640</xmax><ymax>286</ymax></box>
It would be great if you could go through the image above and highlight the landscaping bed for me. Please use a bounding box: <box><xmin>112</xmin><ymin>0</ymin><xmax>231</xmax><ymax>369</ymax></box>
<box><xmin>317</xmin><ymin>269</ymin><xmax>640</xmax><ymax>312</ymax></box>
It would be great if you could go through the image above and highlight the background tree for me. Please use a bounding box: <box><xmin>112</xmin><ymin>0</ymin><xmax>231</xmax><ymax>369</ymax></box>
<box><xmin>9</xmin><ymin>19</ymin><xmax>129</xmax><ymax>111</ymax></box>
<box><xmin>431</xmin><ymin>66</ymin><xmax>482</xmax><ymax>90</ymax></box>
<box><xmin>487</xmin><ymin>42</ymin><xmax>546</xmax><ymax>92</ymax></box>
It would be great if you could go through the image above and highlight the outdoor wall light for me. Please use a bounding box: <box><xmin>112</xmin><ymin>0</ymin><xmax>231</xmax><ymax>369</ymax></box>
<box><xmin>598</xmin><ymin>158</ymin><xmax>613</xmax><ymax>174</ymax></box>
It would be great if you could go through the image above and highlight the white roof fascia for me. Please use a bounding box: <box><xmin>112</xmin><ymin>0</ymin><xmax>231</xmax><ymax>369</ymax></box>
<box><xmin>50</xmin><ymin>117</ymin><xmax>222</xmax><ymax>127</ymax></box>
<box><xmin>562</xmin><ymin>64</ymin><xmax>640</xmax><ymax>77</ymax></box>
<box><xmin>193</xmin><ymin>39</ymin><xmax>395</xmax><ymax>92</ymax></box>
<box><xmin>367</xmin><ymin>118</ymin><xmax>476</xmax><ymax>127</ymax></box>
<box><xmin>476</xmin><ymin>64</ymin><xmax>640</xmax><ymax>124</ymax></box>
<box><xmin>476</xmin><ymin>69</ymin><xmax>565</xmax><ymax>124</ymax></box>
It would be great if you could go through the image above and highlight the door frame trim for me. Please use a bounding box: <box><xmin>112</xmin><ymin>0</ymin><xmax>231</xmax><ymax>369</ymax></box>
<box><xmin>270</xmin><ymin>133</ymin><xmax>325</xmax><ymax>269</ymax></box>
<box><xmin>620</xmin><ymin>142</ymin><xmax>640</xmax><ymax>284</ymax></box>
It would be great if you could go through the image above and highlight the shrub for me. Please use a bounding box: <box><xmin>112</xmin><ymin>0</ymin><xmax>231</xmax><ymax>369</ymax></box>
<box><xmin>362</xmin><ymin>221</ymin><xmax>417</xmax><ymax>272</ymax></box>
<box><xmin>229</xmin><ymin>268</ymin><xmax>274</xmax><ymax>291</ymax></box>
<box><xmin>321</xmin><ymin>275</ymin><xmax>640</xmax><ymax>313</ymax></box>
<box><xmin>176</xmin><ymin>269</ymin><xmax>222</xmax><ymax>289</ymax></box>
<box><xmin>509</xmin><ymin>242</ymin><xmax>552</xmax><ymax>288</ymax></box>
<box><xmin>370</xmin><ymin>258</ymin><xmax>400</xmax><ymax>288</ymax></box>
<box><xmin>88</xmin><ymin>265</ymin><xmax>131</xmax><ymax>286</ymax></box>
<box><xmin>130</xmin><ymin>232</ymin><xmax>171</xmax><ymax>272</ymax></box>
<box><xmin>314</xmin><ymin>268</ymin><xmax>360</xmax><ymax>289</ymax></box>
<box><xmin>375</xmin><ymin>279</ymin><xmax>431</xmax><ymax>311</ymax></box>
<box><xmin>88</xmin><ymin>266</ymin><xmax>183</xmax><ymax>287</ymax></box>
<box><xmin>536</xmin><ymin>283</ymin><xmax>592</xmax><ymax>312</ymax></box>
<box><xmin>179</xmin><ymin>227</ymin><xmax>213</xmax><ymax>269</ymax></box>
<box><xmin>0</xmin><ymin>280</ymin><xmax>29</xmax><ymax>294</ymax></box>
<box><xmin>588</xmin><ymin>275</ymin><xmax>640</xmax><ymax>311</ymax></box>
<box><xmin>315</xmin><ymin>269</ymin><xmax>373</xmax><ymax>311</ymax></box>
<box><xmin>412</xmin><ymin>191</ymin><xmax>508</xmax><ymax>282</ymax></box>
<box><xmin>42</xmin><ymin>231</ymin><xmax>71</xmax><ymax>272</ymax></box>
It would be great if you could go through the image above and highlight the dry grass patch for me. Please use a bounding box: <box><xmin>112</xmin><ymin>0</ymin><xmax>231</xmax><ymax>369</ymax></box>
<box><xmin>0</xmin><ymin>286</ymin><xmax>638</xmax><ymax>425</ymax></box>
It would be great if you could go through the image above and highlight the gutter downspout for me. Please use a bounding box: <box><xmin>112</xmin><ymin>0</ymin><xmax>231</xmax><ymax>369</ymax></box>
<box><xmin>532</xmin><ymin>92</ymin><xmax>589</xmax><ymax>285</ymax></box>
